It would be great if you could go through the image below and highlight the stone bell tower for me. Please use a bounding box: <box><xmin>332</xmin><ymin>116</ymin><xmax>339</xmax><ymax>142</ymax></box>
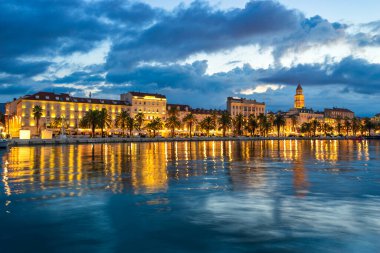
<box><xmin>294</xmin><ymin>83</ymin><xmax>305</xmax><ymax>109</ymax></box>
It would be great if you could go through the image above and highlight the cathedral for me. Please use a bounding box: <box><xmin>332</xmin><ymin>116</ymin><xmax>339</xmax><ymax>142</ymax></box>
<box><xmin>294</xmin><ymin>83</ymin><xmax>305</xmax><ymax>109</ymax></box>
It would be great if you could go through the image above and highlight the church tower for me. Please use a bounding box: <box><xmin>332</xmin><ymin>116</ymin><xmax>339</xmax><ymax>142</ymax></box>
<box><xmin>294</xmin><ymin>83</ymin><xmax>305</xmax><ymax>109</ymax></box>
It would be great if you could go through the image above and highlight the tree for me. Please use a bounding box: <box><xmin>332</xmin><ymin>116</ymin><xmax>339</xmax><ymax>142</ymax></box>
<box><xmin>165</xmin><ymin>115</ymin><xmax>181</xmax><ymax>137</ymax></box>
<box><xmin>145</xmin><ymin>117</ymin><xmax>163</xmax><ymax>137</ymax></box>
<box><xmin>32</xmin><ymin>105</ymin><xmax>43</xmax><ymax>136</ymax></box>
<box><xmin>343</xmin><ymin>117</ymin><xmax>351</xmax><ymax>136</ymax></box>
<box><xmin>320</xmin><ymin>122</ymin><xmax>333</xmax><ymax>136</ymax></box>
<box><xmin>51</xmin><ymin>116</ymin><xmax>68</xmax><ymax>134</ymax></box>
<box><xmin>134</xmin><ymin>112</ymin><xmax>145</xmax><ymax>133</ymax></box>
<box><xmin>233</xmin><ymin>113</ymin><xmax>245</xmax><ymax>136</ymax></box>
<box><xmin>336</xmin><ymin>116</ymin><xmax>342</xmax><ymax>135</ymax></box>
<box><xmin>246</xmin><ymin>114</ymin><xmax>258</xmax><ymax>137</ymax></box>
<box><xmin>0</xmin><ymin>112</ymin><xmax>5</xmax><ymax>125</ymax></box>
<box><xmin>258</xmin><ymin>114</ymin><xmax>271</xmax><ymax>137</ymax></box>
<box><xmin>218</xmin><ymin>112</ymin><xmax>232</xmax><ymax>137</ymax></box>
<box><xmin>199</xmin><ymin>116</ymin><xmax>215</xmax><ymax>136</ymax></box>
<box><xmin>116</xmin><ymin>110</ymin><xmax>133</xmax><ymax>136</ymax></box>
<box><xmin>183</xmin><ymin>112</ymin><xmax>197</xmax><ymax>138</ymax></box>
<box><xmin>363</xmin><ymin>118</ymin><xmax>375</xmax><ymax>136</ymax></box>
<box><xmin>351</xmin><ymin>117</ymin><xmax>360</xmax><ymax>136</ymax></box>
<box><xmin>211</xmin><ymin>111</ymin><xmax>219</xmax><ymax>131</ymax></box>
<box><xmin>80</xmin><ymin>110</ymin><xmax>99</xmax><ymax>137</ymax></box>
<box><xmin>300</xmin><ymin>122</ymin><xmax>312</xmax><ymax>137</ymax></box>
<box><xmin>98</xmin><ymin>108</ymin><xmax>112</xmax><ymax>137</ymax></box>
<box><xmin>290</xmin><ymin>115</ymin><xmax>298</xmax><ymax>132</ymax></box>
<box><xmin>273</xmin><ymin>114</ymin><xmax>285</xmax><ymax>137</ymax></box>
<box><xmin>310</xmin><ymin>119</ymin><xmax>320</xmax><ymax>137</ymax></box>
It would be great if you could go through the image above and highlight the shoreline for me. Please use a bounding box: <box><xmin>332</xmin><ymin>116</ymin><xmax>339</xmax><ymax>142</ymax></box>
<box><xmin>5</xmin><ymin>136</ymin><xmax>378</xmax><ymax>147</ymax></box>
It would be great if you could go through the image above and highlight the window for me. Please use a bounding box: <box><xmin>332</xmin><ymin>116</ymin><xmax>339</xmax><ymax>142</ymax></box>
<box><xmin>46</xmin><ymin>96</ymin><xmax>50</xmax><ymax>99</ymax></box>
<box><xmin>56</xmin><ymin>97</ymin><xmax>59</xmax><ymax>100</ymax></box>
<box><xmin>36</xmin><ymin>95</ymin><xmax>40</xmax><ymax>99</ymax></box>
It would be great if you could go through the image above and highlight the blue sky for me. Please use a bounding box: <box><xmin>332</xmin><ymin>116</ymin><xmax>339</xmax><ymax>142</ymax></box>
<box><xmin>0</xmin><ymin>0</ymin><xmax>379</xmax><ymax>116</ymax></box>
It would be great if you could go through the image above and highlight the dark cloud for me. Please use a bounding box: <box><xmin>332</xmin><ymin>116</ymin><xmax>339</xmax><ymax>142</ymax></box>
<box><xmin>107</xmin><ymin>0</ymin><xmax>303</xmax><ymax>70</ymax></box>
<box><xmin>0</xmin><ymin>0</ymin><xmax>379</xmax><ymax>116</ymax></box>
<box><xmin>260</xmin><ymin>57</ymin><xmax>380</xmax><ymax>94</ymax></box>
<box><xmin>0</xmin><ymin>59</ymin><xmax>51</xmax><ymax>77</ymax></box>
<box><xmin>54</xmin><ymin>71</ymin><xmax>105</xmax><ymax>84</ymax></box>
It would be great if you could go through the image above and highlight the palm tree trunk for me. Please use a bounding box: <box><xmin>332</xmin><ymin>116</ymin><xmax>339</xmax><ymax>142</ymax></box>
<box><xmin>36</xmin><ymin>119</ymin><xmax>39</xmax><ymax>136</ymax></box>
<box><xmin>189</xmin><ymin>123</ymin><xmax>192</xmax><ymax>138</ymax></box>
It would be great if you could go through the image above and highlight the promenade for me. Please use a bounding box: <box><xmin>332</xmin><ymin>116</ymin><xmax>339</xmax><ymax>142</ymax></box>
<box><xmin>6</xmin><ymin>135</ymin><xmax>369</xmax><ymax>147</ymax></box>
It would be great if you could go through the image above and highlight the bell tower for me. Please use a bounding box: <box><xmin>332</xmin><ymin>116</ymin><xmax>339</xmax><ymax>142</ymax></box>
<box><xmin>294</xmin><ymin>83</ymin><xmax>305</xmax><ymax>109</ymax></box>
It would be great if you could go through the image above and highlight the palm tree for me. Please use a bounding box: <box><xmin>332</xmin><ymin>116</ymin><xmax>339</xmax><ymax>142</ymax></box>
<box><xmin>32</xmin><ymin>105</ymin><xmax>43</xmax><ymax>136</ymax></box>
<box><xmin>273</xmin><ymin>114</ymin><xmax>286</xmax><ymax>137</ymax></box>
<box><xmin>246</xmin><ymin>114</ymin><xmax>258</xmax><ymax>137</ymax></box>
<box><xmin>343</xmin><ymin>117</ymin><xmax>351</xmax><ymax>136</ymax></box>
<box><xmin>183</xmin><ymin>112</ymin><xmax>197</xmax><ymax>138</ymax></box>
<box><xmin>218</xmin><ymin>112</ymin><xmax>232</xmax><ymax>137</ymax></box>
<box><xmin>336</xmin><ymin>116</ymin><xmax>342</xmax><ymax>135</ymax></box>
<box><xmin>51</xmin><ymin>116</ymin><xmax>68</xmax><ymax>135</ymax></box>
<box><xmin>211</xmin><ymin>111</ymin><xmax>219</xmax><ymax>131</ymax></box>
<box><xmin>290</xmin><ymin>114</ymin><xmax>298</xmax><ymax>133</ymax></box>
<box><xmin>300</xmin><ymin>122</ymin><xmax>312</xmax><ymax>137</ymax></box>
<box><xmin>98</xmin><ymin>108</ymin><xmax>112</xmax><ymax>137</ymax></box>
<box><xmin>233</xmin><ymin>113</ymin><xmax>245</xmax><ymax>136</ymax></box>
<box><xmin>363</xmin><ymin>118</ymin><xmax>375</xmax><ymax>136</ymax></box>
<box><xmin>351</xmin><ymin>117</ymin><xmax>360</xmax><ymax>136</ymax></box>
<box><xmin>320</xmin><ymin>122</ymin><xmax>333</xmax><ymax>136</ymax></box>
<box><xmin>165</xmin><ymin>115</ymin><xmax>181</xmax><ymax>137</ymax></box>
<box><xmin>0</xmin><ymin>112</ymin><xmax>5</xmax><ymax>125</ymax></box>
<box><xmin>80</xmin><ymin>110</ymin><xmax>99</xmax><ymax>137</ymax></box>
<box><xmin>126</xmin><ymin>115</ymin><xmax>134</xmax><ymax>137</ymax></box>
<box><xmin>199</xmin><ymin>116</ymin><xmax>215</xmax><ymax>136</ymax></box>
<box><xmin>310</xmin><ymin>119</ymin><xmax>320</xmax><ymax>137</ymax></box>
<box><xmin>134</xmin><ymin>112</ymin><xmax>145</xmax><ymax>134</ymax></box>
<box><xmin>146</xmin><ymin>117</ymin><xmax>163</xmax><ymax>137</ymax></box>
<box><xmin>258</xmin><ymin>114</ymin><xmax>271</xmax><ymax>137</ymax></box>
<box><xmin>115</xmin><ymin>110</ymin><xmax>131</xmax><ymax>136</ymax></box>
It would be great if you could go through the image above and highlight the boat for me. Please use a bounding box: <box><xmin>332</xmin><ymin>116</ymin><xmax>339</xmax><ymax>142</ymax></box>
<box><xmin>0</xmin><ymin>139</ymin><xmax>9</xmax><ymax>149</ymax></box>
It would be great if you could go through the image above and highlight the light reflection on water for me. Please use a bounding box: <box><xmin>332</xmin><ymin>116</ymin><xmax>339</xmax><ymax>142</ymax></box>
<box><xmin>0</xmin><ymin>140</ymin><xmax>380</xmax><ymax>253</ymax></box>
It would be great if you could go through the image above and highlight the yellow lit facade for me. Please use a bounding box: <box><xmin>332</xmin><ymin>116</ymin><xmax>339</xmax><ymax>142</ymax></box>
<box><xmin>120</xmin><ymin>92</ymin><xmax>167</xmax><ymax>120</ymax></box>
<box><xmin>294</xmin><ymin>83</ymin><xmax>305</xmax><ymax>109</ymax></box>
<box><xmin>227</xmin><ymin>97</ymin><xmax>266</xmax><ymax>117</ymax></box>
<box><xmin>6</xmin><ymin>92</ymin><xmax>131</xmax><ymax>137</ymax></box>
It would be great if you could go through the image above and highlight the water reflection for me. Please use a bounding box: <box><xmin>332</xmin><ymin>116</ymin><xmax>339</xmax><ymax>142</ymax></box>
<box><xmin>0</xmin><ymin>140</ymin><xmax>378</xmax><ymax>198</ymax></box>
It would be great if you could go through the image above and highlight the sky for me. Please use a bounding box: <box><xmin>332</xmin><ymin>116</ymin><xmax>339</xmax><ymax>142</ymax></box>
<box><xmin>0</xmin><ymin>0</ymin><xmax>379</xmax><ymax>116</ymax></box>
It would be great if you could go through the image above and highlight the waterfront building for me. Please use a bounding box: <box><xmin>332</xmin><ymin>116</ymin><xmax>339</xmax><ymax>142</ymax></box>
<box><xmin>120</xmin><ymin>92</ymin><xmax>167</xmax><ymax>120</ymax></box>
<box><xmin>294</xmin><ymin>84</ymin><xmax>305</xmax><ymax>109</ymax></box>
<box><xmin>324</xmin><ymin>107</ymin><xmax>354</xmax><ymax>119</ymax></box>
<box><xmin>227</xmin><ymin>97</ymin><xmax>266</xmax><ymax>117</ymax></box>
<box><xmin>5</xmin><ymin>92</ymin><xmax>130</xmax><ymax>137</ymax></box>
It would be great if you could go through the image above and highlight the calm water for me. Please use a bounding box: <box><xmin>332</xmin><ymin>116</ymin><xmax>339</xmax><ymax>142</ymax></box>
<box><xmin>1</xmin><ymin>140</ymin><xmax>380</xmax><ymax>253</ymax></box>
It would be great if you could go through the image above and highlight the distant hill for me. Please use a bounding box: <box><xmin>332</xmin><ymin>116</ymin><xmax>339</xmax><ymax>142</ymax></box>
<box><xmin>0</xmin><ymin>103</ymin><xmax>5</xmax><ymax>114</ymax></box>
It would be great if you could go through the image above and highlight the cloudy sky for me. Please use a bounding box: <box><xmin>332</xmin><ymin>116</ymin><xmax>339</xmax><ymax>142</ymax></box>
<box><xmin>0</xmin><ymin>0</ymin><xmax>379</xmax><ymax>116</ymax></box>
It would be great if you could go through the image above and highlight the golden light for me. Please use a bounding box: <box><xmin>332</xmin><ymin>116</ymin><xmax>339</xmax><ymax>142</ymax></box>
<box><xmin>19</xmin><ymin>130</ymin><xmax>31</xmax><ymax>139</ymax></box>
<box><xmin>41</xmin><ymin>130</ymin><xmax>53</xmax><ymax>139</ymax></box>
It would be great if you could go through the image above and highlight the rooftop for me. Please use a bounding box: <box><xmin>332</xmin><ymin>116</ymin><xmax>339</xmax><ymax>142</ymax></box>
<box><xmin>127</xmin><ymin>91</ymin><xmax>166</xmax><ymax>99</ymax></box>
<box><xmin>227</xmin><ymin>96</ymin><xmax>265</xmax><ymax>105</ymax></box>
<box><xmin>22</xmin><ymin>92</ymin><xmax>130</xmax><ymax>106</ymax></box>
<box><xmin>167</xmin><ymin>104</ymin><xmax>191</xmax><ymax>111</ymax></box>
<box><xmin>324</xmin><ymin>107</ymin><xmax>354</xmax><ymax>113</ymax></box>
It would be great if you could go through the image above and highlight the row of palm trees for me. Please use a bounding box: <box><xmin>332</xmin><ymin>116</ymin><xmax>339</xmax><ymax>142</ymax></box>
<box><xmin>31</xmin><ymin>105</ymin><xmax>379</xmax><ymax>137</ymax></box>
<box><xmin>299</xmin><ymin>117</ymin><xmax>376</xmax><ymax>137</ymax></box>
